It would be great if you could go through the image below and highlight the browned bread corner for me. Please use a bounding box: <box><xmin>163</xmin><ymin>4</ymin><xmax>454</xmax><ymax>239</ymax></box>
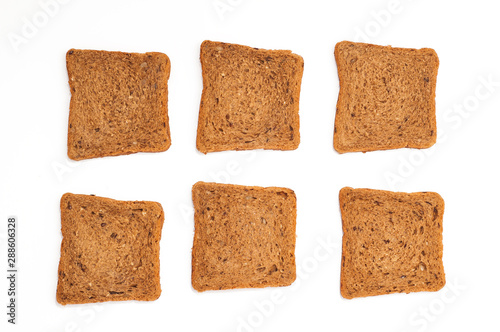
<box><xmin>56</xmin><ymin>193</ymin><xmax>164</xmax><ymax>305</ymax></box>
<box><xmin>334</xmin><ymin>41</ymin><xmax>439</xmax><ymax>153</ymax></box>
<box><xmin>66</xmin><ymin>49</ymin><xmax>171</xmax><ymax>160</ymax></box>
<box><xmin>191</xmin><ymin>182</ymin><xmax>297</xmax><ymax>291</ymax></box>
<box><xmin>196</xmin><ymin>41</ymin><xmax>304</xmax><ymax>153</ymax></box>
<box><xmin>339</xmin><ymin>187</ymin><xmax>445</xmax><ymax>299</ymax></box>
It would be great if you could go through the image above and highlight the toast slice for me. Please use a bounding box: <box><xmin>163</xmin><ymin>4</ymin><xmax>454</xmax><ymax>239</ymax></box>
<box><xmin>334</xmin><ymin>41</ymin><xmax>439</xmax><ymax>153</ymax></box>
<box><xmin>339</xmin><ymin>187</ymin><xmax>445</xmax><ymax>299</ymax></box>
<box><xmin>66</xmin><ymin>49</ymin><xmax>171</xmax><ymax>160</ymax></box>
<box><xmin>196</xmin><ymin>41</ymin><xmax>304</xmax><ymax>153</ymax></box>
<box><xmin>191</xmin><ymin>182</ymin><xmax>297</xmax><ymax>291</ymax></box>
<box><xmin>56</xmin><ymin>193</ymin><xmax>164</xmax><ymax>305</ymax></box>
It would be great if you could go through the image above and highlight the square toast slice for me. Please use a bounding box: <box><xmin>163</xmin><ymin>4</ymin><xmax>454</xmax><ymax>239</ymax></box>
<box><xmin>196</xmin><ymin>41</ymin><xmax>304</xmax><ymax>153</ymax></box>
<box><xmin>334</xmin><ymin>41</ymin><xmax>439</xmax><ymax>153</ymax></box>
<box><xmin>191</xmin><ymin>182</ymin><xmax>297</xmax><ymax>291</ymax></box>
<box><xmin>339</xmin><ymin>187</ymin><xmax>445</xmax><ymax>299</ymax></box>
<box><xmin>66</xmin><ymin>49</ymin><xmax>171</xmax><ymax>160</ymax></box>
<box><xmin>57</xmin><ymin>193</ymin><xmax>164</xmax><ymax>305</ymax></box>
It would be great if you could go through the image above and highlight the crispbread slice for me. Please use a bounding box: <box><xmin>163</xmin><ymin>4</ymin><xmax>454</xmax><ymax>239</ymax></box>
<box><xmin>56</xmin><ymin>193</ymin><xmax>164</xmax><ymax>305</ymax></box>
<box><xmin>339</xmin><ymin>187</ymin><xmax>445</xmax><ymax>299</ymax></box>
<box><xmin>334</xmin><ymin>41</ymin><xmax>439</xmax><ymax>153</ymax></box>
<box><xmin>191</xmin><ymin>182</ymin><xmax>297</xmax><ymax>291</ymax></box>
<box><xmin>196</xmin><ymin>41</ymin><xmax>304</xmax><ymax>153</ymax></box>
<box><xmin>66</xmin><ymin>49</ymin><xmax>171</xmax><ymax>160</ymax></box>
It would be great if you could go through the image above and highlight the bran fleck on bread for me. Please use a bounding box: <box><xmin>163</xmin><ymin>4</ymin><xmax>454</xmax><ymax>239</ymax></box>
<box><xmin>196</xmin><ymin>41</ymin><xmax>304</xmax><ymax>153</ymax></box>
<box><xmin>334</xmin><ymin>41</ymin><xmax>439</xmax><ymax>153</ymax></box>
<box><xmin>56</xmin><ymin>193</ymin><xmax>164</xmax><ymax>305</ymax></box>
<box><xmin>339</xmin><ymin>187</ymin><xmax>445</xmax><ymax>299</ymax></box>
<box><xmin>66</xmin><ymin>49</ymin><xmax>171</xmax><ymax>160</ymax></box>
<box><xmin>191</xmin><ymin>182</ymin><xmax>297</xmax><ymax>291</ymax></box>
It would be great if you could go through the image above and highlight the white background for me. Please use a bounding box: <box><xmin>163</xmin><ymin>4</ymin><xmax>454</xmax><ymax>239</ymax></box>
<box><xmin>1</xmin><ymin>0</ymin><xmax>499</xmax><ymax>331</ymax></box>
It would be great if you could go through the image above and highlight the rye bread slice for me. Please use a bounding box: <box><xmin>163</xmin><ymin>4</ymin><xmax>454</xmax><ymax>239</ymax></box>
<box><xmin>196</xmin><ymin>41</ymin><xmax>304</xmax><ymax>153</ymax></box>
<box><xmin>191</xmin><ymin>182</ymin><xmax>297</xmax><ymax>291</ymax></box>
<box><xmin>66</xmin><ymin>49</ymin><xmax>171</xmax><ymax>160</ymax></box>
<box><xmin>339</xmin><ymin>187</ymin><xmax>445</xmax><ymax>299</ymax></box>
<box><xmin>334</xmin><ymin>41</ymin><xmax>439</xmax><ymax>153</ymax></box>
<box><xmin>56</xmin><ymin>193</ymin><xmax>164</xmax><ymax>305</ymax></box>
